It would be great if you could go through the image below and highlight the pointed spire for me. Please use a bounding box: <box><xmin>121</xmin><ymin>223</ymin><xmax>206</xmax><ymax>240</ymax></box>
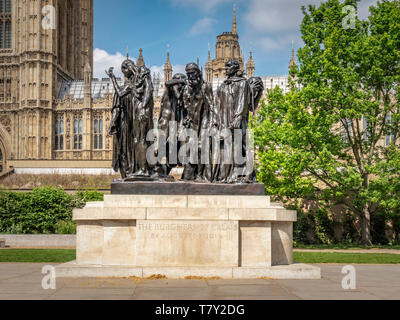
<box><xmin>166</xmin><ymin>44</ymin><xmax>171</xmax><ymax>64</ymax></box>
<box><xmin>246</xmin><ymin>42</ymin><xmax>255</xmax><ymax>78</ymax></box>
<box><xmin>232</xmin><ymin>4</ymin><xmax>238</xmax><ymax>35</ymax></box>
<box><xmin>164</xmin><ymin>44</ymin><xmax>173</xmax><ymax>81</ymax></box>
<box><xmin>289</xmin><ymin>40</ymin><xmax>297</xmax><ymax>69</ymax></box>
<box><xmin>137</xmin><ymin>48</ymin><xmax>145</xmax><ymax>67</ymax></box>
<box><xmin>205</xmin><ymin>43</ymin><xmax>213</xmax><ymax>83</ymax></box>
<box><xmin>126</xmin><ymin>46</ymin><xmax>129</xmax><ymax>59</ymax></box>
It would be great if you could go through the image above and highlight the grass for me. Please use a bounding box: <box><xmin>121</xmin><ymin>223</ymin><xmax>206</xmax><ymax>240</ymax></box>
<box><xmin>294</xmin><ymin>243</ymin><xmax>400</xmax><ymax>250</ymax></box>
<box><xmin>1</xmin><ymin>249</ymin><xmax>400</xmax><ymax>264</ymax></box>
<box><xmin>293</xmin><ymin>252</ymin><xmax>400</xmax><ymax>264</ymax></box>
<box><xmin>0</xmin><ymin>249</ymin><xmax>76</xmax><ymax>263</ymax></box>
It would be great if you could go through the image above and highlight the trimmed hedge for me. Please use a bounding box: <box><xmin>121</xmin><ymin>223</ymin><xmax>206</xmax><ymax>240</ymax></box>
<box><xmin>0</xmin><ymin>187</ymin><xmax>103</xmax><ymax>234</ymax></box>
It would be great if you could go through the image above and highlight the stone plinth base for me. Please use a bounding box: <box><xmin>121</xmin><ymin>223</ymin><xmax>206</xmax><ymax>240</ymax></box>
<box><xmin>60</xmin><ymin>192</ymin><xmax>321</xmax><ymax>279</ymax></box>
<box><xmin>111</xmin><ymin>181</ymin><xmax>266</xmax><ymax>195</ymax></box>
<box><xmin>55</xmin><ymin>261</ymin><xmax>321</xmax><ymax>280</ymax></box>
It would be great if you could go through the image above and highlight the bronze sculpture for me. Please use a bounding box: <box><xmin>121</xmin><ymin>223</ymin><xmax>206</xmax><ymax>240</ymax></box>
<box><xmin>106</xmin><ymin>59</ymin><xmax>136</xmax><ymax>179</ymax></box>
<box><xmin>157</xmin><ymin>73</ymin><xmax>187</xmax><ymax>176</ymax></box>
<box><xmin>106</xmin><ymin>58</ymin><xmax>154</xmax><ymax>179</ymax></box>
<box><xmin>181</xmin><ymin>62</ymin><xmax>215</xmax><ymax>181</ymax></box>
<box><xmin>131</xmin><ymin>65</ymin><xmax>154</xmax><ymax>177</ymax></box>
<box><xmin>107</xmin><ymin>54</ymin><xmax>261</xmax><ymax>185</ymax></box>
<box><xmin>214</xmin><ymin>59</ymin><xmax>252</xmax><ymax>183</ymax></box>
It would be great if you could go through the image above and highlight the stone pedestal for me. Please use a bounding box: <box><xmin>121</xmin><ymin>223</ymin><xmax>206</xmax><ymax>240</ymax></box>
<box><xmin>56</xmin><ymin>187</ymin><xmax>320</xmax><ymax>279</ymax></box>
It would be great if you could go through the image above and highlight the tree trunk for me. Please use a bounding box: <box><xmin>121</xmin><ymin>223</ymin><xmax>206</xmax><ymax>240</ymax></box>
<box><xmin>362</xmin><ymin>205</ymin><xmax>372</xmax><ymax>246</ymax></box>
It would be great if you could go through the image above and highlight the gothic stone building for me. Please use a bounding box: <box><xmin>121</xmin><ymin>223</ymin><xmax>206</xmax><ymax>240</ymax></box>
<box><xmin>0</xmin><ymin>0</ymin><xmax>109</xmax><ymax>174</ymax></box>
<box><xmin>0</xmin><ymin>1</ymin><xmax>298</xmax><ymax>175</ymax></box>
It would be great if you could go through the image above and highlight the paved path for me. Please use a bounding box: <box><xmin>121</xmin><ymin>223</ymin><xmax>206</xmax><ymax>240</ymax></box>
<box><xmin>0</xmin><ymin>263</ymin><xmax>399</xmax><ymax>300</ymax></box>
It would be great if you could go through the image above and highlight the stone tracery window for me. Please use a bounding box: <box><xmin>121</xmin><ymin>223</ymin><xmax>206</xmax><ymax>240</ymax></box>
<box><xmin>94</xmin><ymin>116</ymin><xmax>103</xmax><ymax>150</ymax></box>
<box><xmin>0</xmin><ymin>0</ymin><xmax>12</xmax><ymax>49</ymax></box>
<box><xmin>55</xmin><ymin>117</ymin><xmax>64</xmax><ymax>150</ymax></box>
<box><xmin>73</xmin><ymin>116</ymin><xmax>83</xmax><ymax>150</ymax></box>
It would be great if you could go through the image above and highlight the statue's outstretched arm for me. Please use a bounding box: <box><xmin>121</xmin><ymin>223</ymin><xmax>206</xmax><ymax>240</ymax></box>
<box><xmin>106</xmin><ymin>67</ymin><xmax>132</xmax><ymax>98</ymax></box>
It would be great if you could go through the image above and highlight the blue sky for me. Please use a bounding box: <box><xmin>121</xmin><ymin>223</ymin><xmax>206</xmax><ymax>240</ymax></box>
<box><xmin>92</xmin><ymin>0</ymin><xmax>377</xmax><ymax>79</ymax></box>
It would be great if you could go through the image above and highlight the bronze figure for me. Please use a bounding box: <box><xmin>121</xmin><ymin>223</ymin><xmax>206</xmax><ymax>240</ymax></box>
<box><xmin>214</xmin><ymin>59</ymin><xmax>253</xmax><ymax>184</ymax></box>
<box><xmin>181</xmin><ymin>62</ymin><xmax>215</xmax><ymax>181</ymax></box>
<box><xmin>106</xmin><ymin>59</ymin><xmax>137</xmax><ymax>179</ymax></box>
<box><xmin>131</xmin><ymin>65</ymin><xmax>154</xmax><ymax>177</ymax></box>
<box><xmin>106</xmin><ymin>59</ymin><xmax>155</xmax><ymax>179</ymax></box>
<box><xmin>157</xmin><ymin>73</ymin><xmax>187</xmax><ymax>176</ymax></box>
<box><xmin>107</xmin><ymin>51</ymin><xmax>261</xmax><ymax>185</ymax></box>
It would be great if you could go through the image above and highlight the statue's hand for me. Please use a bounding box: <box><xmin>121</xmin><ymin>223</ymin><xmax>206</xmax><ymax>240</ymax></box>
<box><xmin>106</xmin><ymin>67</ymin><xmax>114</xmax><ymax>78</ymax></box>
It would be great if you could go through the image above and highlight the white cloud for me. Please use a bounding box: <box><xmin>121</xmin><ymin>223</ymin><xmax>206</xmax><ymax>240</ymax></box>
<box><xmin>170</xmin><ymin>0</ymin><xmax>233</xmax><ymax>12</ymax></box>
<box><xmin>94</xmin><ymin>48</ymin><xmax>186</xmax><ymax>81</ymax></box>
<box><xmin>244</xmin><ymin>0</ymin><xmax>321</xmax><ymax>33</ymax></box>
<box><xmin>243</xmin><ymin>0</ymin><xmax>378</xmax><ymax>53</ymax></box>
<box><xmin>259</xmin><ymin>34</ymin><xmax>300</xmax><ymax>52</ymax></box>
<box><xmin>150</xmin><ymin>64</ymin><xmax>186</xmax><ymax>79</ymax></box>
<box><xmin>93</xmin><ymin>48</ymin><xmax>127</xmax><ymax>78</ymax></box>
<box><xmin>189</xmin><ymin>17</ymin><xmax>216</xmax><ymax>36</ymax></box>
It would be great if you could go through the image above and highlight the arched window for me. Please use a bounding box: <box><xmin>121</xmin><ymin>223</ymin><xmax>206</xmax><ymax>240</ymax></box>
<box><xmin>94</xmin><ymin>116</ymin><xmax>103</xmax><ymax>150</ymax></box>
<box><xmin>0</xmin><ymin>148</ymin><xmax>3</xmax><ymax>173</ymax></box>
<box><xmin>74</xmin><ymin>117</ymin><xmax>83</xmax><ymax>150</ymax></box>
<box><xmin>5</xmin><ymin>20</ymin><xmax>11</xmax><ymax>48</ymax></box>
<box><xmin>55</xmin><ymin>117</ymin><xmax>64</xmax><ymax>150</ymax></box>
<box><xmin>0</xmin><ymin>0</ymin><xmax>11</xmax><ymax>49</ymax></box>
<box><xmin>5</xmin><ymin>0</ymin><xmax>11</xmax><ymax>13</ymax></box>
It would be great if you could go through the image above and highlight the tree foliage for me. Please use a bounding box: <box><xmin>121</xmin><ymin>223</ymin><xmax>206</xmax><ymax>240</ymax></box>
<box><xmin>252</xmin><ymin>0</ymin><xmax>400</xmax><ymax>245</ymax></box>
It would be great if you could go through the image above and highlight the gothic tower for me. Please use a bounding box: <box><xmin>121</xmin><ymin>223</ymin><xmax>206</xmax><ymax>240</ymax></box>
<box><xmin>246</xmin><ymin>46</ymin><xmax>255</xmax><ymax>78</ymax></box>
<box><xmin>289</xmin><ymin>41</ymin><xmax>297</xmax><ymax>70</ymax></box>
<box><xmin>163</xmin><ymin>46</ymin><xmax>172</xmax><ymax>82</ymax></box>
<box><xmin>137</xmin><ymin>48</ymin><xmax>145</xmax><ymax>67</ymax></box>
<box><xmin>211</xmin><ymin>4</ymin><xmax>244</xmax><ymax>79</ymax></box>
<box><xmin>0</xmin><ymin>0</ymin><xmax>93</xmax><ymax>167</ymax></box>
<box><xmin>205</xmin><ymin>43</ymin><xmax>213</xmax><ymax>83</ymax></box>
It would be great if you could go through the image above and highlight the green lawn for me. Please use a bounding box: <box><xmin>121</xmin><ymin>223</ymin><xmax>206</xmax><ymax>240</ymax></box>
<box><xmin>0</xmin><ymin>249</ymin><xmax>76</xmax><ymax>263</ymax></box>
<box><xmin>294</xmin><ymin>244</ymin><xmax>400</xmax><ymax>250</ymax></box>
<box><xmin>293</xmin><ymin>252</ymin><xmax>400</xmax><ymax>264</ymax></box>
<box><xmin>1</xmin><ymin>249</ymin><xmax>400</xmax><ymax>264</ymax></box>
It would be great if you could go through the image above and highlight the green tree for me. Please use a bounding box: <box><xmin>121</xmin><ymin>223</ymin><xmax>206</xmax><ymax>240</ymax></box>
<box><xmin>252</xmin><ymin>0</ymin><xmax>400</xmax><ymax>245</ymax></box>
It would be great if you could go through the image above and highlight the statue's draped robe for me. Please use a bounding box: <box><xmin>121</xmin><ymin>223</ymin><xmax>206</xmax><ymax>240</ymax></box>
<box><xmin>215</xmin><ymin>75</ymin><xmax>252</xmax><ymax>183</ymax></box>
<box><xmin>111</xmin><ymin>78</ymin><xmax>135</xmax><ymax>179</ymax></box>
<box><xmin>131</xmin><ymin>67</ymin><xmax>154</xmax><ymax>176</ymax></box>
<box><xmin>181</xmin><ymin>81</ymin><xmax>215</xmax><ymax>181</ymax></box>
<box><xmin>158</xmin><ymin>80</ymin><xmax>186</xmax><ymax>173</ymax></box>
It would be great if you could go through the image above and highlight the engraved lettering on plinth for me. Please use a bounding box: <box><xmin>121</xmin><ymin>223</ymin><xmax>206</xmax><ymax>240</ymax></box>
<box><xmin>136</xmin><ymin>220</ymin><xmax>239</xmax><ymax>267</ymax></box>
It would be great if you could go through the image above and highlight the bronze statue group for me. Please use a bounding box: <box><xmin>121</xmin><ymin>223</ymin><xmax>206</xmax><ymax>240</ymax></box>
<box><xmin>106</xmin><ymin>57</ymin><xmax>264</xmax><ymax>184</ymax></box>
